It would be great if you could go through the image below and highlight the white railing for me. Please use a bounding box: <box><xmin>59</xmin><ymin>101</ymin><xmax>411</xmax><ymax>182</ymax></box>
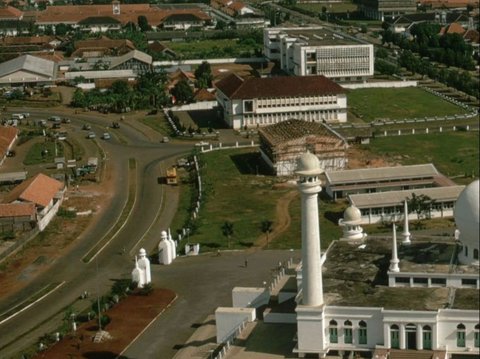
<box><xmin>212</xmin><ymin>319</ymin><xmax>249</xmax><ymax>359</ymax></box>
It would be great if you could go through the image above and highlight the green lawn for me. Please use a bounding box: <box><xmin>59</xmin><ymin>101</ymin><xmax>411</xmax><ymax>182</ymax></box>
<box><xmin>364</xmin><ymin>132</ymin><xmax>479</xmax><ymax>182</ymax></box>
<box><xmin>296</xmin><ymin>2</ymin><xmax>357</xmax><ymax>14</ymax></box>
<box><xmin>23</xmin><ymin>141</ymin><xmax>64</xmax><ymax>165</ymax></box>
<box><xmin>140</xmin><ymin>114</ymin><xmax>174</xmax><ymax>137</ymax></box>
<box><xmin>166</xmin><ymin>39</ymin><xmax>260</xmax><ymax>59</ymax></box>
<box><xmin>348</xmin><ymin>88</ymin><xmax>468</xmax><ymax>122</ymax></box>
<box><xmin>171</xmin><ymin>148</ymin><xmax>343</xmax><ymax>251</ymax></box>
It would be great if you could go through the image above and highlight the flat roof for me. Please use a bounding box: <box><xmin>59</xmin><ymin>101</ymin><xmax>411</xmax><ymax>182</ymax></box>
<box><xmin>323</xmin><ymin>239</ymin><xmax>478</xmax><ymax>310</ymax></box>
<box><xmin>267</xmin><ymin>27</ymin><xmax>362</xmax><ymax>47</ymax></box>
<box><xmin>0</xmin><ymin>171</ymin><xmax>27</xmax><ymax>182</ymax></box>
<box><xmin>348</xmin><ymin>186</ymin><xmax>465</xmax><ymax>208</ymax></box>
<box><xmin>325</xmin><ymin>164</ymin><xmax>439</xmax><ymax>185</ymax></box>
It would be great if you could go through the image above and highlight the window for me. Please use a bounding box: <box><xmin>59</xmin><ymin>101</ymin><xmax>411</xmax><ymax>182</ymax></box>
<box><xmin>344</xmin><ymin>320</ymin><xmax>353</xmax><ymax>344</ymax></box>
<box><xmin>474</xmin><ymin>249</ymin><xmax>479</xmax><ymax>260</ymax></box>
<box><xmin>395</xmin><ymin>277</ymin><xmax>410</xmax><ymax>284</ymax></box>
<box><xmin>390</xmin><ymin>324</ymin><xmax>400</xmax><ymax>349</ymax></box>
<box><xmin>423</xmin><ymin>325</ymin><xmax>432</xmax><ymax>350</ymax></box>
<box><xmin>475</xmin><ymin>324</ymin><xmax>479</xmax><ymax>348</ymax></box>
<box><xmin>457</xmin><ymin>324</ymin><xmax>466</xmax><ymax>347</ymax></box>
<box><xmin>465</xmin><ymin>245</ymin><xmax>468</xmax><ymax>257</ymax></box>
<box><xmin>431</xmin><ymin>277</ymin><xmax>446</xmax><ymax>286</ymax></box>
<box><xmin>413</xmin><ymin>277</ymin><xmax>428</xmax><ymax>286</ymax></box>
<box><xmin>461</xmin><ymin>278</ymin><xmax>477</xmax><ymax>287</ymax></box>
<box><xmin>329</xmin><ymin>320</ymin><xmax>338</xmax><ymax>343</ymax></box>
<box><xmin>359</xmin><ymin>321</ymin><xmax>367</xmax><ymax>345</ymax></box>
<box><xmin>243</xmin><ymin>100</ymin><xmax>253</xmax><ymax>113</ymax></box>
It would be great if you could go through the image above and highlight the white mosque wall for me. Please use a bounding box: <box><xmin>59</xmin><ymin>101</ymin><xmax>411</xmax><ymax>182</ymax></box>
<box><xmin>215</xmin><ymin>307</ymin><xmax>256</xmax><ymax>343</ymax></box>
<box><xmin>278</xmin><ymin>291</ymin><xmax>296</xmax><ymax>304</ymax></box>
<box><xmin>232</xmin><ymin>287</ymin><xmax>270</xmax><ymax>308</ymax></box>
<box><xmin>263</xmin><ymin>308</ymin><xmax>296</xmax><ymax>323</ymax></box>
<box><xmin>388</xmin><ymin>271</ymin><xmax>480</xmax><ymax>289</ymax></box>
<box><xmin>437</xmin><ymin>309</ymin><xmax>480</xmax><ymax>353</ymax></box>
<box><xmin>296</xmin><ymin>305</ymin><xmax>327</xmax><ymax>354</ymax></box>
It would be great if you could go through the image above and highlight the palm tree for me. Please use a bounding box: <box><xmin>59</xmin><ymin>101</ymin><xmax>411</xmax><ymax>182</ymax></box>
<box><xmin>261</xmin><ymin>220</ymin><xmax>274</xmax><ymax>248</ymax></box>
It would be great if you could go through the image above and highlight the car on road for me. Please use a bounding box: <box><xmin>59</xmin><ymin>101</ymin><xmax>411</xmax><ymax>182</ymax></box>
<box><xmin>82</xmin><ymin>124</ymin><xmax>92</xmax><ymax>130</ymax></box>
<box><xmin>111</xmin><ymin>121</ymin><xmax>120</xmax><ymax>129</ymax></box>
<box><xmin>102</xmin><ymin>132</ymin><xmax>111</xmax><ymax>140</ymax></box>
<box><xmin>162</xmin><ymin>136</ymin><xmax>169</xmax><ymax>143</ymax></box>
<box><xmin>49</xmin><ymin>116</ymin><xmax>62</xmax><ymax>122</ymax></box>
<box><xmin>86</xmin><ymin>132</ymin><xmax>96</xmax><ymax>139</ymax></box>
<box><xmin>195</xmin><ymin>141</ymin><xmax>209</xmax><ymax>147</ymax></box>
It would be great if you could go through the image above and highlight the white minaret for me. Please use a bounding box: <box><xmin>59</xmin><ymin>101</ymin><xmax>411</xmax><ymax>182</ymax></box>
<box><xmin>402</xmin><ymin>200</ymin><xmax>411</xmax><ymax>245</ymax></box>
<box><xmin>389</xmin><ymin>223</ymin><xmax>400</xmax><ymax>272</ymax></box>
<box><xmin>296</xmin><ymin>152</ymin><xmax>324</xmax><ymax>306</ymax></box>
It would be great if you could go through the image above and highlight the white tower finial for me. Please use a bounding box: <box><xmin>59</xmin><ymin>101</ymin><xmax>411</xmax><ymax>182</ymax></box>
<box><xmin>402</xmin><ymin>200</ymin><xmax>411</xmax><ymax>245</ymax></box>
<box><xmin>296</xmin><ymin>152</ymin><xmax>324</xmax><ymax>306</ymax></box>
<box><xmin>389</xmin><ymin>223</ymin><xmax>400</xmax><ymax>272</ymax></box>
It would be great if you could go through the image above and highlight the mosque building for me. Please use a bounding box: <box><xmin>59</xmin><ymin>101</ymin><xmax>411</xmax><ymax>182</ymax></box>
<box><xmin>215</xmin><ymin>153</ymin><xmax>479</xmax><ymax>359</ymax></box>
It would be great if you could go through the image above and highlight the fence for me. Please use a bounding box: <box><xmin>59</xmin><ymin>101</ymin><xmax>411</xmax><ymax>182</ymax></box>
<box><xmin>153</xmin><ymin>57</ymin><xmax>266</xmax><ymax>67</ymax></box>
<box><xmin>199</xmin><ymin>141</ymin><xmax>258</xmax><ymax>153</ymax></box>
<box><xmin>342</xmin><ymin>80</ymin><xmax>417</xmax><ymax>89</ymax></box>
<box><xmin>211</xmin><ymin>319</ymin><xmax>249</xmax><ymax>359</ymax></box>
<box><xmin>170</xmin><ymin>101</ymin><xmax>217</xmax><ymax>112</ymax></box>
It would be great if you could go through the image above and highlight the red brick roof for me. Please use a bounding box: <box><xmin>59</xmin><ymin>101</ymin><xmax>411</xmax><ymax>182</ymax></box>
<box><xmin>0</xmin><ymin>6</ymin><xmax>23</xmax><ymax>20</ymax></box>
<box><xmin>0</xmin><ymin>126</ymin><xmax>18</xmax><ymax>158</ymax></box>
<box><xmin>440</xmin><ymin>22</ymin><xmax>465</xmax><ymax>35</ymax></box>
<box><xmin>194</xmin><ymin>88</ymin><xmax>216</xmax><ymax>101</ymax></box>
<box><xmin>36</xmin><ymin>5</ymin><xmax>210</xmax><ymax>25</ymax></box>
<box><xmin>0</xmin><ymin>202</ymin><xmax>36</xmax><ymax>218</ymax></box>
<box><xmin>1</xmin><ymin>35</ymin><xmax>56</xmax><ymax>46</ymax></box>
<box><xmin>74</xmin><ymin>37</ymin><xmax>135</xmax><ymax>50</ymax></box>
<box><xmin>3</xmin><ymin>173</ymin><xmax>64</xmax><ymax>208</ymax></box>
<box><xmin>216</xmin><ymin>74</ymin><xmax>345</xmax><ymax>100</ymax></box>
<box><xmin>464</xmin><ymin>29</ymin><xmax>479</xmax><ymax>43</ymax></box>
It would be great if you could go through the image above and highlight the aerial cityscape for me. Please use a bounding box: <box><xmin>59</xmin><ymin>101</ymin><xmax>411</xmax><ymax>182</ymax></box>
<box><xmin>0</xmin><ymin>0</ymin><xmax>478</xmax><ymax>358</ymax></box>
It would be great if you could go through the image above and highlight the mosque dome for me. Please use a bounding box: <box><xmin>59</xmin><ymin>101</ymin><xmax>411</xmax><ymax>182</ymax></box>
<box><xmin>343</xmin><ymin>205</ymin><xmax>362</xmax><ymax>224</ymax></box>
<box><xmin>454</xmin><ymin>180</ymin><xmax>479</xmax><ymax>248</ymax></box>
<box><xmin>295</xmin><ymin>152</ymin><xmax>323</xmax><ymax>176</ymax></box>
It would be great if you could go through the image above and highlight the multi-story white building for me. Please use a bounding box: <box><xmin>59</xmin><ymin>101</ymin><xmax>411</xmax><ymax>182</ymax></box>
<box><xmin>215</xmin><ymin>73</ymin><xmax>347</xmax><ymax>130</ymax></box>
<box><xmin>264</xmin><ymin>27</ymin><xmax>374</xmax><ymax>81</ymax></box>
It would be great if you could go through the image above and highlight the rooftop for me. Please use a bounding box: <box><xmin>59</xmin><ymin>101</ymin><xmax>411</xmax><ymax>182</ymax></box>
<box><xmin>267</xmin><ymin>27</ymin><xmax>364</xmax><ymax>47</ymax></box>
<box><xmin>0</xmin><ymin>54</ymin><xmax>55</xmax><ymax>80</ymax></box>
<box><xmin>322</xmin><ymin>239</ymin><xmax>479</xmax><ymax>310</ymax></box>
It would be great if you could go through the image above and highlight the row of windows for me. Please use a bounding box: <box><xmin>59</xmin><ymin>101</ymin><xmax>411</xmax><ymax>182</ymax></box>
<box><xmin>464</xmin><ymin>245</ymin><xmax>480</xmax><ymax>260</ymax></box>
<box><xmin>457</xmin><ymin>323</ymin><xmax>480</xmax><ymax>348</ymax></box>
<box><xmin>329</xmin><ymin>320</ymin><xmax>367</xmax><ymax>345</ymax></box>
<box><xmin>253</xmin><ymin>96</ymin><xmax>338</xmax><ymax>109</ymax></box>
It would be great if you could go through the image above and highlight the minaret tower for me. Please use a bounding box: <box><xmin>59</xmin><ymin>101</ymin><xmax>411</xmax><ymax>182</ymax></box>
<box><xmin>389</xmin><ymin>223</ymin><xmax>400</xmax><ymax>272</ymax></box>
<box><xmin>402</xmin><ymin>200</ymin><xmax>411</xmax><ymax>244</ymax></box>
<box><xmin>296</xmin><ymin>152</ymin><xmax>324</xmax><ymax>306</ymax></box>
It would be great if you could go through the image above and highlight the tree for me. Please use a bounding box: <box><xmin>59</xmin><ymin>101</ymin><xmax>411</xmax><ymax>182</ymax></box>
<box><xmin>55</xmin><ymin>23</ymin><xmax>70</xmax><ymax>36</ymax></box>
<box><xmin>194</xmin><ymin>61</ymin><xmax>213</xmax><ymax>89</ymax></box>
<box><xmin>136</xmin><ymin>70</ymin><xmax>168</xmax><ymax>108</ymax></box>
<box><xmin>171</xmin><ymin>79</ymin><xmax>194</xmax><ymax>104</ymax></box>
<box><xmin>260</xmin><ymin>220</ymin><xmax>273</xmax><ymax>248</ymax></box>
<box><xmin>407</xmin><ymin>193</ymin><xmax>436</xmax><ymax>221</ymax></box>
<box><xmin>137</xmin><ymin>15</ymin><xmax>150</xmax><ymax>32</ymax></box>
<box><xmin>221</xmin><ymin>221</ymin><xmax>234</xmax><ymax>248</ymax></box>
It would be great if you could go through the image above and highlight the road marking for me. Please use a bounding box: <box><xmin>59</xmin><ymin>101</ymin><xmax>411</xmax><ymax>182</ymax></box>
<box><xmin>0</xmin><ymin>281</ymin><xmax>66</xmax><ymax>325</ymax></box>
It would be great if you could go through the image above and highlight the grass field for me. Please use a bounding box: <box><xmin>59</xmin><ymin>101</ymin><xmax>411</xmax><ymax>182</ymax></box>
<box><xmin>295</xmin><ymin>2</ymin><xmax>357</xmax><ymax>14</ymax></box>
<box><xmin>140</xmin><ymin>114</ymin><xmax>174</xmax><ymax>137</ymax></box>
<box><xmin>166</xmin><ymin>39</ymin><xmax>260</xmax><ymax>59</ymax></box>
<box><xmin>23</xmin><ymin>141</ymin><xmax>64</xmax><ymax>165</ymax></box>
<box><xmin>348</xmin><ymin>88</ymin><xmax>469</xmax><ymax>122</ymax></box>
<box><xmin>171</xmin><ymin>149</ymin><xmax>343</xmax><ymax>251</ymax></box>
<box><xmin>364</xmin><ymin>132</ymin><xmax>479</xmax><ymax>183</ymax></box>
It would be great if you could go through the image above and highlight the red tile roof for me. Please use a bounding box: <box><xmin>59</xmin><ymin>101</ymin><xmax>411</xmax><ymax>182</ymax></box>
<box><xmin>216</xmin><ymin>74</ymin><xmax>345</xmax><ymax>100</ymax></box>
<box><xmin>36</xmin><ymin>5</ymin><xmax>210</xmax><ymax>25</ymax></box>
<box><xmin>1</xmin><ymin>35</ymin><xmax>56</xmax><ymax>46</ymax></box>
<box><xmin>3</xmin><ymin>173</ymin><xmax>64</xmax><ymax>208</ymax></box>
<box><xmin>0</xmin><ymin>126</ymin><xmax>18</xmax><ymax>158</ymax></box>
<box><xmin>0</xmin><ymin>6</ymin><xmax>23</xmax><ymax>20</ymax></box>
<box><xmin>464</xmin><ymin>29</ymin><xmax>479</xmax><ymax>43</ymax></box>
<box><xmin>194</xmin><ymin>88</ymin><xmax>216</xmax><ymax>101</ymax></box>
<box><xmin>0</xmin><ymin>202</ymin><xmax>36</xmax><ymax>218</ymax></box>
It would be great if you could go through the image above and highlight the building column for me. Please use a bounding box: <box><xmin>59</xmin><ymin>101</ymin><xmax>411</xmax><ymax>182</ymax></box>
<box><xmin>432</xmin><ymin>324</ymin><xmax>437</xmax><ymax>350</ymax></box>
<box><xmin>417</xmin><ymin>324</ymin><xmax>423</xmax><ymax>350</ymax></box>
<box><xmin>384</xmin><ymin>324</ymin><xmax>391</xmax><ymax>348</ymax></box>
<box><xmin>399</xmin><ymin>323</ymin><xmax>406</xmax><ymax>350</ymax></box>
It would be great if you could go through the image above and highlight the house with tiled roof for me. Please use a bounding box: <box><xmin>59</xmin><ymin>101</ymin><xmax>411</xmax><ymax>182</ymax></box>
<box><xmin>258</xmin><ymin>119</ymin><xmax>348</xmax><ymax>176</ymax></box>
<box><xmin>2</xmin><ymin>173</ymin><xmax>66</xmax><ymax>231</ymax></box>
<box><xmin>419</xmin><ymin>0</ymin><xmax>478</xmax><ymax>9</ymax></box>
<box><xmin>35</xmin><ymin>3</ymin><xmax>211</xmax><ymax>33</ymax></box>
<box><xmin>194</xmin><ymin>88</ymin><xmax>216</xmax><ymax>102</ymax></box>
<box><xmin>0</xmin><ymin>5</ymin><xmax>24</xmax><ymax>21</ymax></box>
<box><xmin>215</xmin><ymin>74</ymin><xmax>347</xmax><ymax>129</ymax></box>
<box><xmin>0</xmin><ymin>126</ymin><xmax>18</xmax><ymax>166</ymax></box>
<box><xmin>72</xmin><ymin>37</ymin><xmax>135</xmax><ymax>58</ymax></box>
<box><xmin>0</xmin><ymin>202</ymin><xmax>36</xmax><ymax>231</ymax></box>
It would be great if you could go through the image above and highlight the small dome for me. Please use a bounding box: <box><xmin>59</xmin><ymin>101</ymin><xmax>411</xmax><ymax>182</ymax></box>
<box><xmin>454</xmin><ymin>180</ymin><xmax>479</xmax><ymax>249</ymax></box>
<box><xmin>139</xmin><ymin>248</ymin><xmax>147</xmax><ymax>256</ymax></box>
<box><xmin>295</xmin><ymin>152</ymin><xmax>323</xmax><ymax>176</ymax></box>
<box><xmin>161</xmin><ymin>230</ymin><xmax>167</xmax><ymax>238</ymax></box>
<box><xmin>344</xmin><ymin>205</ymin><xmax>362</xmax><ymax>223</ymax></box>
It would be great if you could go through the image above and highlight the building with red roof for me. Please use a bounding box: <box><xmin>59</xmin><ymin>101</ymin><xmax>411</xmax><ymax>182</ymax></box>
<box><xmin>215</xmin><ymin>74</ymin><xmax>347</xmax><ymax>129</ymax></box>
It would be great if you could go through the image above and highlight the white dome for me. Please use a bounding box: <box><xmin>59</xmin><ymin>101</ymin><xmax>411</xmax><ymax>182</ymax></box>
<box><xmin>139</xmin><ymin>248</ymin><xmax>147</xmax><ymax>256</ymax></box>
<box><xmin>454</xmin><ymin>180</ymin><xmax>479</xmax><ymax>248</ymax></box>
<box><xmin>295</xmin><ymin>152</ymin><xmax>323</xmax><ymax>176</ymax></box>
<box><xmin>161</xmin><ymin>230</ymin><xmax>167</xmax><ymax>238</ymax></box>
<box><xmin>343</xmin><ymin>205</ymin><xmax>362</xmax><ymax>223</ymax></box>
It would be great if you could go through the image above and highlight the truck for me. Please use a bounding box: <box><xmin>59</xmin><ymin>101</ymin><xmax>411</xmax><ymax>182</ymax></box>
<box><xmin>166</xmin><ymin>167</ymin><xmax>178</xmax><ymax>185</ymax></box>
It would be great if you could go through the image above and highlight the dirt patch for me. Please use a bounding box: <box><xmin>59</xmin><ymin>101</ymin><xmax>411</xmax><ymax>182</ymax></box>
<box><xmin>347</xmin><ymin>145</ymin><xmax>394</xmax><ymax>169</ymax></box>
<box><xmin>33</xmin><ymin>288</ymin><xmax>176</xmax><ymax>359</ymax></box>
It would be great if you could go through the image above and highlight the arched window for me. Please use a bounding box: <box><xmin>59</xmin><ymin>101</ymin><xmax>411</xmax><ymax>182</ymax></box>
<box><xmin>474</xmin><ymin>249</ymin><xmax>479</xmax><ymax>260</ymax></box>
<box><xmin>344</xmin><ymin>320</ymin><xmax>353</xmax><ymax>344</ymax></box>
<box><xmin>457</xmin><ymin>324</ymin><xmax>466</xmax><ymax>347</ymax></box>
<box><xmin>423</xmin><ymin>325</ymin><xmax>432</xmax><ymax>350</ymax></box>
<box><xmin>390</xmin><ymin>324</ymin><xmax>400</xmax><ymax>349</ymax></box>
<box><xmin>359</xmin><ymin>321</ymin><xmax>367</xmax><ymax>345</ymax></box>
<box><xmin>475</xmin><ymin>323</ymin><xmax>480</xmax><ymax>348</ymax></box>
<box><xmin>329</xmin><ymin>320</ymin><xmax>338</xmax><ymax>344</ymax></box>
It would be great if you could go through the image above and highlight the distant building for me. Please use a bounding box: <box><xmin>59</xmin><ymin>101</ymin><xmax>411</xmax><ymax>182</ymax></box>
<box><xmin>108</xmin><ymin>50</ymin><xmax>152</xmax><ymax>75</ymax></box>
<box><xmin>264</xmin><ymin>27</ymin><xmax>374</xmax><ymax>81</ymax></box>
<box><xmin>215</xmin><ymin>74</ymin><xmax>347</xmax><ymax>129</ymax></box>
<box><xmin>0</xmin><ymin>54</ymin><xmax>56</xmax><ymax>87</ymax></box>
<box><xmin>358</xmin><ymin>0</ymin><xmax>417</xmax><ymax>21</ymax></box>
<box><xmin>324</xmin><ymin>163</ymin><xmax>449</xmax><ymax>200</ymax></box>
<box><xmin>0</xmin><ymin>203</ymin><xmax>36</xmax><ymax>232</ymax></box>
<box><xmin>72</xmin><ymin>37</ymin><xmax>136</xmax><ymax>58</ymax></box>
<box><xmin>258</xmin><ymin>119</ymin><xmax>348</xmax><ymax>176</ymax></box>
<box><xmin>419</xmin><ymin>0</ymin><xmax>478</xmax><ymax>9</ymax></box>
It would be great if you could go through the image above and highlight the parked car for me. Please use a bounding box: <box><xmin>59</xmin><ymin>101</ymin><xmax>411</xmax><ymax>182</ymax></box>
<box><xmin>195</xmin><ymin>141</ymin><xmax>209</xmax><ymax>147</ymax></box>
<box><xmin>61</xmin><ymin>118</ymin><xmax>71</xmax><ymax>124</ymax></box>
<box><xmin>111</xmin><ymin>121</ymin><xmax>120</xmax><ymax>129</ymax></box>
<box><xmin>22</xmin><ymin>112</ymin><xmax>30</xmax><ymax>118</ymax></box>
<box><xmin>102</xmin><ymin>132</ymin><xmax>111</xmax><ymax>140</ymax></box>
<box><xmin>52</xmin><ymin>123</ymin><xmax>61</xmax><ymax>129</ymax></box>
<box><xmin>11</xmin><ymin>113</ymin><xmax>24</xmax><ymax>120</ymax></box>
<box><xmin>82</xmin><ymin>124</ymin><xmax>92</xmax><ymax>130</ymax></box>
<box><xmin>162</xmin><ymin>136</ymin><xmax>169</xmax><ymax>143</ymax></box>
<box><xmin>49</xmin><ymin>116</ymin><xmax>62</xmax><ymax>122</ymax></box>
<box><xmin>86</xmin><ymin>132</ymin><xmax>96</xmax><ymax>139</ymax></box>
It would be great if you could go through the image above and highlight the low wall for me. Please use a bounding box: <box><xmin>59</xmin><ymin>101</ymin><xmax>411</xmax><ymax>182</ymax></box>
<box><xmin>263</xmin><ymin>309</ymin><xmax>297</xmax><ymax>324</ymax></box>
<box><xmin>154</xmin><ymin>57</ymin><xmax>266</xmax><ymax>67</ymax></box>
<box><xmin>342</xmin><ymin>80</ymin><xmax>417</xmax><ymax>89</ymax></box>
<box><xmin>171</xmin><ymin>101</ymin><xmax>217</xmax><ymax>111</ymax></box>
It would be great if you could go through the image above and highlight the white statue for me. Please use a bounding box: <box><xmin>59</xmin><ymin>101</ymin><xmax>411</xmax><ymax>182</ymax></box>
<box><xmin>168</xmin><ymin>228</ymin><xmax>177</xmax><ymax>260</ymax></box>
<box><xmin>158</xmin><ymin>230</ymin><xmax>173</xmax><ymax>265</ymax></box>
<box><xmin>132</xmin><ymin>248</ymin><xmax>151</xmax><ymax>288</ymax></box>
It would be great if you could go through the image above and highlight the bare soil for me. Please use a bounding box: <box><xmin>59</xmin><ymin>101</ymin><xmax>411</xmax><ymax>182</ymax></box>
<box><xmin>33</xmin><ymin>288</ymin><xmax>176</xmax><ymax>359</ymax></box>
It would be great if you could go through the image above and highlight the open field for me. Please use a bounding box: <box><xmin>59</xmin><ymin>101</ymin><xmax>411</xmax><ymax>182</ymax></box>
<box><xmin>23</xmin><ymin>140</ymin><xmax>64</xmax><ymax>165</ymax></box>
<box><xmin>348</xmin><ymin>88</ymin><xmax>469</xmax><ymax>122</ymax></box>
<box><xmin>364</xmin><ymin>132</ymin><xmax>479</xmax><ymax>183</ymax></box>
<box><xmin>140</xmin><ymin>113</ymin><xmax>175</xmax><ymax>137</ymax></box>
<box><xmin>295</xmin><ymin>1</ymin><xmax>358</xmax><ymax>14</ymax></box>
<box><xmin>165</xmin><ymin>39</ymin><xmax>260</xmax><ymax>59</ymax></box>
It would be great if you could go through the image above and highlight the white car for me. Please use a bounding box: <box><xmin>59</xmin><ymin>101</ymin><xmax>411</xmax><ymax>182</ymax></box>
<box><xmin>102</xmin><ymin>132</ymin><xmax>111</xmax><ymax>140</ymax></box>
<box><xmin>195</xmin><ymin>141</ymin><xmax>209</xmax><ymax>147</ymax></box>
<box><xmin>86</xmin><ymin>132</ymin><xmax>96</xmax><ymax>139</ymax></box>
